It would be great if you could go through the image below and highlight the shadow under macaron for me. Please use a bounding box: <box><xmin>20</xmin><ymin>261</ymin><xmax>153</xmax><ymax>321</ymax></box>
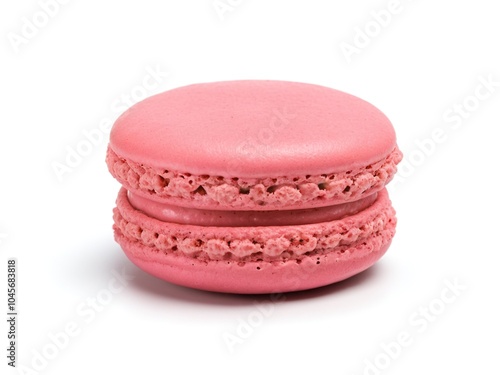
<box><xmin>66</xmin><ymin>236</ymin><xmax>388</xmax><ymax>309</ymax></box>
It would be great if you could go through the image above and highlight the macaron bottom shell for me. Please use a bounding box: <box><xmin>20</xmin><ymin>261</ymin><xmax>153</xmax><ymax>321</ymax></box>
<box><xmin>112</xmin><ymin>188</ymin><xmax>396</xmax><ymax>294</ymax></box>
<box><xmin>117</xmin><ymin>231</ymin><xmax>392</xmax><ymax>294</ymax></box>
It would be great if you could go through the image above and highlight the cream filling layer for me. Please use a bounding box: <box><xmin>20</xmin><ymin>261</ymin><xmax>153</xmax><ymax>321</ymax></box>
<box><xmin>127</xmin><ymin>191</ymin><xmax>378</xmax><ymax>227</ymax></box>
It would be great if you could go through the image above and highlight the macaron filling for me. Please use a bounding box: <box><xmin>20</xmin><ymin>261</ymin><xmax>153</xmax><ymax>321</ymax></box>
<box><xmin>127</xmin><ymin>190</ymin><xmax>378</xmax><ymax>227</ymax></box>
<box><xmin>114</xmin><ymin>187</ymin><xmax>396</xmax><ymax>263</ymax></box>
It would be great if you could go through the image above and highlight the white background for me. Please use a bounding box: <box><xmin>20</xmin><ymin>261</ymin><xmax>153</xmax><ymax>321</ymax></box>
<box><xmin>1</xmin><ymin>1</ymin><xmax>499</xmax><ymax>374</ymax></box>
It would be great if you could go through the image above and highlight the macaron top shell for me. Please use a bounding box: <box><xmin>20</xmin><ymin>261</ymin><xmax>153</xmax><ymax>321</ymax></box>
<box><xmin>107</xmin><ymin>80</ymin><xmax>402</xmax><ymax>210</ymax></box>
<box><xmin>110</xmin><ymin>80</ymin><xmax>396</xmax><ymax>177</ymax></box>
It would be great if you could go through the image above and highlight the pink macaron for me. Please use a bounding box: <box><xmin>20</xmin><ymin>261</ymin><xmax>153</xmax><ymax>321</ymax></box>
<box><xmin>106</xmin><ymin>80</ymin><xmax>402</xmax><ymax>294</ymax></box>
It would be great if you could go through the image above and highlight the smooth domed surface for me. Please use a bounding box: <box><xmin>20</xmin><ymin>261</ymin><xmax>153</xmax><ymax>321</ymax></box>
<box><xmin>110</xmin><ymin>80</ymin><xmax>397</xmax><ymax>177</ymax></box>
